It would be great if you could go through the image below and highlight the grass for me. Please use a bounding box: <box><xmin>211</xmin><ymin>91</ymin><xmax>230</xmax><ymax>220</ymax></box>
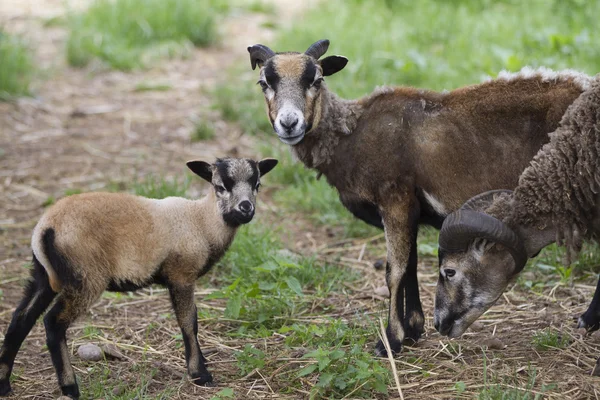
<box><xmin>531</xmin><ymin>328</ymin><xmax>570</xmax><ymax>350</ymax></box>
<box><xmin>66</xmin><ymin>0</ymin><xmax>228</xmax><ymax>70</ymax></box>
<box><xmin>0</xmin><ymin>31</ymin><xmax>34</xmax><ymax>100</ymax></box>
<box><xmin>191</xmin><ymin>120</ymin><xmax>216</xmax><ymax>142</ymax></box>
<box><xmin>132</xmin><ymin>175</ymin><xmax>191</xmax><ymax>199</ymax></box>
<box><xmin>206</xmin><ymin>223</ymin><xmax>361</xmax><ymax>332</ymax></box>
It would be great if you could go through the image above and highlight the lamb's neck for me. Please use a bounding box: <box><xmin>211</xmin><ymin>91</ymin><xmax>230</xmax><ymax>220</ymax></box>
<box><xmin>194</xmin><ymin>190</ymin><xmax>237</xmax><ymax>248</ymax></box>
<box><xmin>291</xmin><ymin>89</ymin><xmax>362</xmax><ymax>170</ymax></box>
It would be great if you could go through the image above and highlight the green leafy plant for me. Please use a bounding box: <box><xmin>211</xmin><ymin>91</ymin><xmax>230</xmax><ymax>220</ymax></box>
<box><xmin>298</xmin><ymin>345</ymin><xmax>389</xmax><ymax>398</ymax></box>
<box><xmin>0</xmin><ymin>31</ymin><xmax>34</xmax><ymax>100</ymax></box>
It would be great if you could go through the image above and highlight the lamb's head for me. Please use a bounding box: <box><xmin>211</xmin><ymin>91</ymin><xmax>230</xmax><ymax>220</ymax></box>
<box><xmin>434</xmin><ymin>190</ymin><xmax>528</xmax><ymax>338</ymax></box>
<box><xmin>187</xmin><ymin>157</ymin><xmax>278</xmax><ymax>227</ymax></box>
<box><xmin>247</xmin><ymin>39</ymin><xmax>348</xmax><ymax>145</ymax></box>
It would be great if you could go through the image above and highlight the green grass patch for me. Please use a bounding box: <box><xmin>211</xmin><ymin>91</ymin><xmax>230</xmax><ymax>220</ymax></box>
<box><xmin>191</xmin><ymin>120</ymin><xmax>216</xmax><ymax>142</ymax></box>
<box><xmin>531</xmin><ymin>328</ymin><xmax>570</xmax><ymax>350</ymax></box>
<box><xmin>134</xmin><ymin>81</ymin><xmax>172</xmax><ymax>92</ymax></box>
<box><xmin>297</xmin><ymin>345</ymin><xmax>389</xmax><ymax>398</ymax></box>
<box><xmin>132</xmin><ymin>175</ymin><xmax>191</xmax><ymax>199</ymax></box>
<box><xmin>66</xmin><ymin>0</ymin><xmax>228</xmax><ymax>70</ymax></box>
<box><xmin>208</xmin><ymin>223</ymin><xmax>360</xmax><ymax>332</ymax></box>
<box><xmin>0</xmin><ymin>31</ymin><xmax>34</xmax><ymax>100</ymax></box>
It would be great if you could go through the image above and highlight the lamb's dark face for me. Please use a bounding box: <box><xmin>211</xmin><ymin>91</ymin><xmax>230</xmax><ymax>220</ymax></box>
<box><xmin>248</xmin><ymin>40</ymin><xmax>348</xmax><ymax>146</ymax></box>
<box><xmin>434</xmin><ymin>240</ymin><xmax>516</xmax><ymax>338</ymax></box>
<box><xmin>186</xmin><ymin>157</ymin><xmax>278</xmax><ymax>227</ymax></box>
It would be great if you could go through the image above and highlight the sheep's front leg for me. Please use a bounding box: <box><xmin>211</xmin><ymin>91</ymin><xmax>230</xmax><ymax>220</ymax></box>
<box><xmin>578</xmin><ymin>275</ymin><xmax>600</xmax><ymax>331</ymax></box>
<box><xmin>375</xmin><ymin>193</ymin><xmax>419</xmax><ymax>357</ymax></box>
<box><xmin>167</xmin><ymin>283</ymin><xmax>212</xmax><ymax>386</ymax></box>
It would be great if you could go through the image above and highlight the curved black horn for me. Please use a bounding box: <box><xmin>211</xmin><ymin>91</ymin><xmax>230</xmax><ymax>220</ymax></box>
<box><xmin>305</xmin><ymin>39</ymin><xmax>330</xmax><ymax>59</ymax></box>
<box><xmin>247</xmin><ymin>44</ymin><xmax>276</xmax><ymax>70</ymax></box>
<box><xmin>439</xmin><ymin>210</ymin><xmax>528</xmax><ymax>273</ymax></box>
<box><xmin>460</xmin><ymin>189</ymin><xmax>513</xmax><ymax>211</ymax></box>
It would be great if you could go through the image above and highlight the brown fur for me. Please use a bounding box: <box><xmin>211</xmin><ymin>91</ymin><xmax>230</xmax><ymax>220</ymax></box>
<box><xmin>256</xmin><ymin>48</ymin><xmax>590</xmax><ymax>354</ymax></box>
<box><xmin>33</xmin><ymin>190</ymin><xmax>234</xmax><ymax>298</ymax></box>
<box><xmin>486</xmin><ymin>78</ymin><xmax>600</xmax><ymax>258</ymax></box>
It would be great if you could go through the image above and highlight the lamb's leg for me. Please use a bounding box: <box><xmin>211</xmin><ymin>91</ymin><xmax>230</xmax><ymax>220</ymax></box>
<box><xmin>374</xmin><ymin>192</ymin><xmax>418</xmax><ymax>357</ymax></box>
<box><xmin>0</xmin><ymin>258</ymin><xmax>56</xmax><ymax>396</ymax></box>
<box><xmin>167</xmin><ymin>283</ymin><xmax>212</xmax><ymax>386</ymax></box>
<box><xmin>403</xmin><ymin>238</ymin><xmax>424</xmax><ymax>343</ymax></box>
<box><xmin>578</xmin><ymin>274</ymin><xmax>600</xmax><ymax>331</ymax></box>
<box><xmin>44</xmin><ymin>287</ymin><xmax>101</xmax><ymax>399</ymax></box>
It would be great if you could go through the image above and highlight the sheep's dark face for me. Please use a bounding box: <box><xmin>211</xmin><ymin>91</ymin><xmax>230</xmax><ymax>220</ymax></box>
<box><xmin>434</xmin><ymin>241</ymin><xmax>517</xmax><ymax>338</ymax></box>
<box><xmin>248</xmin><ymin>40</ymin><xmax>348</xmax><ymax>146</ymax></box>
<box><xmin>186</xmin><ymin>158</ymin><xmax>278</xmax><ymax>227</ymax></box>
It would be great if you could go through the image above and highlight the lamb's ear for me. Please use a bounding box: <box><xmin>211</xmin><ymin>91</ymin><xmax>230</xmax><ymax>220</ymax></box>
<box><xmin>258</xmin><ymin>158</ymin><xmax>278</xmax><ymax>177</ymax></box>
<box><xmin>319</xmin><ymin>55</ymin><xmax>348</xmax><ymax>76</ymax></box>
<box><xmin>187</xmin><ymin>160</ymin><xmax>213</xmax><ymax>183</ymax></box>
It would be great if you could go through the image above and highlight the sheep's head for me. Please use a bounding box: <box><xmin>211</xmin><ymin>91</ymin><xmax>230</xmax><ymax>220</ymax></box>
<box><xmin>247</xmin><ymin>39</ymin><xmax>348</xmax><ymax>145</ymax></box>
<box><xmin>187</xmin><ymin>157</ymin><xmax>278</xmax><ymax>227</ymax></box>
<box><xmin>434</xmin><ymin>190</ymin><xmax>528</xmax><ymax>338</ymax></box>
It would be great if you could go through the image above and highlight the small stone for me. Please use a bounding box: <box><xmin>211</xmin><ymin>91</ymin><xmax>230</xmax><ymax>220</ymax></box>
<box><xmin>112</xmin><ymin>386</ymin><xmax>125</xmax><ymax>396</ymax></box>
<box><xmin>592</xmin><ymin>330</ymin><xmax>600</xmax><ymax>339</ymax></box>
<box><xmin>374</xmin><ymin>285</ymin><xmax>390</xmax><ymax>298</ymax></box>
<box><xmin>373</xmin><ymin>259</ymin><xmax>385</xmax><ymax>270</ymax></box>
<box><xmin>57</xmin><ymin>396</ymin><xmax>73</xmax><ymax>400</ymax></box>
<box><xmin>77</xmin><ymin>343</ymin><xmax>103</xmax><ymax>361</ymax></box>
<box><xmin>101</xmin><ymin>344</ymin><xmax>125</xmax><ymax>360</ymax></box>
<box><xmin>480</xmin><ymin>337</ymin><xmax>505</xmax><ymax>350</ymax></box>
<box><xmin>470</xmin><ymin>322</ymin><xmax>485</xmax><ymax>332</ymax></box>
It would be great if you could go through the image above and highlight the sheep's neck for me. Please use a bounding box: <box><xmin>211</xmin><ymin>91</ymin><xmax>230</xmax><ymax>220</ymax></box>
<box><xmin>291</xmin><ymin>89</ymin><xmax>362</xmax><ymax>170</ymax></box>
<box><xmin>195</xmin><ymin>190</ymin><xmax>237</xmax><ymax>249</ymax></box>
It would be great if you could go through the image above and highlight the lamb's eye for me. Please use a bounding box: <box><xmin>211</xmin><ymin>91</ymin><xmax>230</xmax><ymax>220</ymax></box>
<box><xmin>255</xmin><ymin>182</ymin><xmax>261</xmax><ymax>191</ymax></box>
<box><xmin>257</xmin><ymin>80</ymin><xmax>269</xmax><ymax>91</ymax></box>
<box><xmin>444</xmin><ymin>269</ymin><xmax>456</xmax><ymax>278</ymax></box>
<box><xmin>215</xmin><ymin>185</ymin><xmax>226</xmax><ymax>194</ymax></box>
<box><xmin>312</xmin><ymin>78</ymin><xmax>324</xmax><ymax>89</ymax></box>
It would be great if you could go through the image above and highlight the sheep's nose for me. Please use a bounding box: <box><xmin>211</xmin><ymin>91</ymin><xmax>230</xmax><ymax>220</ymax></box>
<box><xmin>239</xmin><ymin>201</ymin><xmax>253</xmax><ymax>214</ymax></box>
<box><xmin>280</xmin><ymin>117</ymin><xmax>298</xmax><ymax>132</ymax></box>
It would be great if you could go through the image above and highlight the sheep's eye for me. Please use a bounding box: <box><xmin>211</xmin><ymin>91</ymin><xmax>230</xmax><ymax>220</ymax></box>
<box><xmin>215</xmin><ymin>185</ymin><xmax>226</xmax><ymax>194</ymax></box>
<box><xmin>444</xmin><ymin>269</ymin><xmax>456</xmax><ymax>278</ymax></box>
<box><xmin>255</xmin><ymin>182</ymin><xmax>261</xmax><ymax>191</ymax></box>
<box><xmin>312</xmin><ymin>77</ymin><xmax>324</xmax><ymax>89</ymax></box>
<box><xmin>257</xmin><ymin>80</ymin><xmax>269</xmax><ymax>91</ymax></box>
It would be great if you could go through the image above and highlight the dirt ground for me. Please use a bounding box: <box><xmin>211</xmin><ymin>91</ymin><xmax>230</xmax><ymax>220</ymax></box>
<box><xmin>1</xmin><ymin>1</ymin><xmax>600</xmax><ymax>399</ymax></box>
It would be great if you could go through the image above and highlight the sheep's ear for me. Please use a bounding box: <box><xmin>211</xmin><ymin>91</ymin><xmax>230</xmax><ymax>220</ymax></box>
<box><xmin>187</xmin><ymin>160</ymin><xmax>213</xmax><ymax>183</ymax></box>
<box><xmin>319</xmin><ymin>55</ymin><xmax>348</xmax><ymax>76</ymax></box>
<box><xmin>258</xmin><ymin>158</ymin><xmax>278</xmax><ymax>177</ymax></box>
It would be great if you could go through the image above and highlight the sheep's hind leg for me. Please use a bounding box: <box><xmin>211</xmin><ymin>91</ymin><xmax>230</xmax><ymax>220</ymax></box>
<box><xmin>167</xmin><ymin>283</ymin><xmax>213</xmax><ymax>386</ymax></box>
<box><xmin>578</xmin><ymin>275</ymin><xmax>600</xmax><ymax>331</ymax></box>
<box><xmin>44</xmin><ymin>287</ymin><xmax>101</xmax><ymax>399</ymax></box>
<box><xmin>0</xmin><ymin>257</ymin><xmax>56</xmax><ymax>397</ymax></box>
<box><xmin>403</xmin><ymin>239</ymin><xmax>424</xmax><ymax>343</ymax></box>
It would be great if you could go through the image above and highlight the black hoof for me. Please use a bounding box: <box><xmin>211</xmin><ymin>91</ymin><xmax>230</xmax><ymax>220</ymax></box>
<box><xmin>191</xmin><ymin>373</ymin><xmax>214</xmax><ymax>387</ymax></box>
<box><xmin>61</xmin><ymin>383</ymin><xmax>80</xmax><ymax>399</ymax></box>
<box><xmin>0</xmin><ymin>379</ymin><xmax>11</xmax><ymax>397</ymax></box>
<box><xmin>374</xmin><ymin>338</ymin><xmax>402</xmax><ymax>358</ymax></box>
<box><xmin>578</xmin><ymin>312</ymin><xmax>600</xmax><ymax>332</ymax></box>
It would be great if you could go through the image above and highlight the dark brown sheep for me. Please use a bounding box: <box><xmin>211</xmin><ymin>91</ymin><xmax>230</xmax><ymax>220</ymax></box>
<box><xmin>247</xmin><ymin>39</ymin><xmax>590</xmax><ymax>355</ymax></box>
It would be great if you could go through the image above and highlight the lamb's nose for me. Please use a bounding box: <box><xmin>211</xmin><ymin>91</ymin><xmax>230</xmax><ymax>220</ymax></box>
<box><xmin>239</xmin><ymin>201</ymin><xmax>253</xmax><ymax>214</ymax></box>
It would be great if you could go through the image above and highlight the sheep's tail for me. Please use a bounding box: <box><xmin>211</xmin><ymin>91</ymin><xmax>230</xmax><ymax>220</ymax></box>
<box><xmin>32</xmin><ymin>228</ymin><xmax>82</xmax><ymax>293</ymax></box>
